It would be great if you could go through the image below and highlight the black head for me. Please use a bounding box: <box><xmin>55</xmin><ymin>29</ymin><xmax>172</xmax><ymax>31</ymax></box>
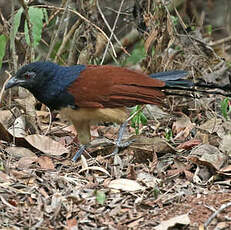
<box><xmin>5</xmin><ymin>61</ymin><xmax>86</xmax><ymax>110</ymax></box>
<box><xmin>5</xmin><ymin>62</ymin><xmax>58</xmax><ymax>91</ymax></box>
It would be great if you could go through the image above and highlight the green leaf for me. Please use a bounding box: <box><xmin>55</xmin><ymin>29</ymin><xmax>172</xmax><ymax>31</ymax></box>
<box><xmin>95</xmin><ymin>190</ymin><xmax>106</xmax><ymax>205</ymax></box>
<box><xmin>42</xmin><ymin>8</ymin><xmax>49</xmax><ymax>23</ymax></box>
<box><xmin>152</xmin><ymin>186</ymin><xmax>160</xmax><ymax>199</ymax></box>
<box><xmin>25</xmin><ymin>7</ymin><xmax>45</xmax><ymax>47</ymax></box>
<box><xmin>140</xmin><ymin>113</ymin><xmax>147</xmax><ymax>125</ymax></box>
<box><xmin>0</xmin><ymin>161</ymin><xmax>4</xmax><ymax>171</ymax></box>
<box><xmin>130</xmin><ymin>105</ymin><xmax>147</xmax><ymax>135</ymax></box>
<box><xmin>206</xmin><ymin>25</ymin><xmax>213</xmax><ymax>36</ymax></box>
<box><xmin>125</xmin><ymin>41</ymin><xmax>146</xmax><ymax>65</ymax></box>
<box><xmin>221</xmin><ymin>98</ymin><xmax>230</xmax><ymax>120</ymax></box>
<box><xmin>165</xmin><ymin>128</ymin><xmax>173</xmax><ymax>141</ymax></box>
<box><xmin>0</xmin><ymin>35</ymin><xmax>7</xmax><ymax>69</ymax></box>
<box><xmin>10</xmin><ymin>7</ymin><xmax>23</xmax><ymax>50</ymax></box>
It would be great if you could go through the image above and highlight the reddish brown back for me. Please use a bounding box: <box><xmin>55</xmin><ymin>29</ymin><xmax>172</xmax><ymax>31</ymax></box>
<box><xmin>68</xmin><ymin>65</ymin><xmax>166</xmax><ymax>108</ymax></box>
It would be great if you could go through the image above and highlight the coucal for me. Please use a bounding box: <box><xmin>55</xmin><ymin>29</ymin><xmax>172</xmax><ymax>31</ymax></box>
<box><xmin>5</xmin><ymin>62</ymin><xmax>215</xmax><ymax>160</ymax></box>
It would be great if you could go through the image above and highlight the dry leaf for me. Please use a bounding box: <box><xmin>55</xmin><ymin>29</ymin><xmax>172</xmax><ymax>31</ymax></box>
<box><xmin>0</xmin><ymin>72</ymin><xmax>12</xmax><ymax>106</ymax></box>
<box><xmin>188</xmin><ymin>144</ymin><xmax>227</xmax><ymax>171</ymax></box>
<box><xmin>5</xmin><ymin>147</ymin><xmax>36</xmax><ymax>158</ymax></box>
<box><xmin>137</xmin><ymin>172</ymin><xmax>160</xmax><ymax>188</ymax></box>
<box><xmin>144</xmin><ymin>29</ymin><xmax>158</xmax><ymax>54</ymax></box>
<box><xmin>37</xmin><ymin>156</ymin><xmax>55</xmax><ymax>169</ymax></box>
<box><xmin>0</xmin><ymin>171</ymin><xmax>11</xmax><ymax>183</ymax></box>
<box><xmin>172</xmin><ymin>115</ymin><xmax>194</xmax><ymax>140</ymax></box>
<box><xmin>108</xmin><ymin>179</ymin><xmax>145</xmax><ymax>191</ymax></box>
<box><xmin>220</xmin><ymin>134</ymin><xmax>231</xmax><ymax>155</ymax></box>
<box><xmin>0</xmin><ymin>110</ymin><xmax>12</xmax><ymax>124</ymax></box>
<box><xmin>67</xmin><ymin>218</ymin><xmax>78</xmax><ymax>230</ymax></box>
<box><xmin>198</xmin><ymin>118</ymin><xmax>223</xmax><ymax>134</ymax></box>
<box><xmin>176</xmin><ymin>139</ymin><xmax>201</xmax><ymax>150</ymax></box>
<box><xmin>154</xmin><ymin>214</ymin><xmax>190</xmax><ymax>230</ymax></box>
<box><xmin>17</xmin><ymin>156</ymin><xmax>38</xmax><ymax>168</ymax></box>
<box><xmin>8</xmin><ymin>115</ymin><xmax>26</xmax><ymax>137</ymax></box>
<box><xmin>25</xmin><ymin>134</ymin><xmax>69</xmax><ymax>155</ymax></box>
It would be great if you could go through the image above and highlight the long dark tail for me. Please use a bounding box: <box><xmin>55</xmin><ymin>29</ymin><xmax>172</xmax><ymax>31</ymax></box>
<box><xmin>150</xmin><ymin>70</ymin><xmax>231</xmax><ymax>97</ymax></box>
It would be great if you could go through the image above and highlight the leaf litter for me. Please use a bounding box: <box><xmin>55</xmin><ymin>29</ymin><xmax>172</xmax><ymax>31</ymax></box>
<box><xmin>1</xmin><ymin>3</ymin><xmax>231</xmax><ymax>229</ymax></box>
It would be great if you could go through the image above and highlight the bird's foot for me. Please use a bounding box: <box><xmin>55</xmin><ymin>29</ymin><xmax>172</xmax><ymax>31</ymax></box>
<box><xmin>112</xmin><ymin>139</ymin><xmax>135</xmax><ymax>155</ymax></box>
<box><xmin>72</xmin><ymin>144</ymin><xmax>87</xmax><ymax>161</ymax></box>
<box><xmin>111</xmin><ymin>121</ymin><xmax>134</xmax><ymax>155</ymax></box>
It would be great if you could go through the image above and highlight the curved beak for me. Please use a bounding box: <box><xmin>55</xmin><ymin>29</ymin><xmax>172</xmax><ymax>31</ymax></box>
<box><xmin>5</xmin><ymin>77</ymin><xmax>23</xmax><ymax>90</ymax></box>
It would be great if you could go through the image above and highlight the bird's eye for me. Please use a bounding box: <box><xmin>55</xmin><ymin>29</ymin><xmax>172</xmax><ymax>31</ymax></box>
<box><xmin>24</xmin><ymin>73</ymin><xmax>30</xmax><ymax>79</ymax></box>
<box><xmin>23</xmin><ymin>72</ymin><xmax>35</xmax><ymax>79</ymax></box>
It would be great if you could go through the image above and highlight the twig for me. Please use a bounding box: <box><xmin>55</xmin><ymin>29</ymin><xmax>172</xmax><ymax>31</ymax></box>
<box><xmin>125</xmin><ymin>105</ymin><xmax>146</xmax><ymax>124</ymax></box>
<box><xmin>36</xmin><ymin>4</ymin><xmax>117</xmax><ymax>59</ymax></box>
<box><xmin>46</xmin><ymin>0</ymin><xmax>69</xmax><ymax>60</ymax></box>
<box><xmin>0</xmin><ymin>9</ymin><xmax>10</xmax><ymax>32</ymax></box>
<box><xmin>44</xmin><ymin>107</ymin><xmax>52</xmax><ymax>136</ymax></box>
<box><xmin>209</xmin><ymin>35</ymin><xmax>231</xmax><ymax>46</ymax></box>
<box><xmin>96</xmin><ymin>0</ymin><xmax>130</xmax><ymax>63</ymax></box>
<box><xmin>0</xmin><ymin>71</ymin><xmax>12</xmax><ymax>106</ymax></box>
<box><xmin>67</xmin><ymin>24</ymin><xmax>83</xmax><ymax>65</ymax></box>
<box><xmin>54</xmin><ymin>19</ymin><xmax>81</xmax><ymax>62</ymax></box>
<box><xmin>204</xmin><ymin>201</ymin><xmax>231</xmax><ymax>228</ymax></box>
<box><xmin>18</xmin><ymin>0</ymin><xmax>35</xmax><ymax>61</ymax></box>
<box><xmin>43</xmin><ymin>5</ymin><xmax>63</xmax><ymax>29</ymax></box>
<box><xmin>103</xmin><ymin>28</ymin><xmax>139</xmax><ymax>64</ymax></box>
<box><xmin>104</xmin><ymin>6</ymin><xmax>131</xmax><ymax>16</ymax></box>
<box><xmin>10</xmin><ymin>1</ymin><xmax>17</xmax><ymax>72</ymax></box>
<box><xmin>100</xmin><ymin>0</ymin><xmax>125</xmax><ymax>64</ymax></box>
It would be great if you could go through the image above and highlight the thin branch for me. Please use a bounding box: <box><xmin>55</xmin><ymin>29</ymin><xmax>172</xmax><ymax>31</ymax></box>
<box><xmin>36</xmin><ymin>4</ymin><xmax>117</xmax><ymax>59</ymax></box>
<box><xmin>210</xmin><ymin>35</ymin><xmax>231</xmax><ymax>46</ymax></box>
<box><xmin>99</xmin><ymin>0</ymin><xmax>126</xmax><ymax>65</ymax></box>
<box><xmin>54</xmin><ymin>20</ymin><xmax>81</xmax><ymax>62</ymax></box>
<box><xmin>46</xmin><ymin>0</ymin><xmax>69</xmax><ymax>60</ymax></box>
<box><xmin>204</xmin><ymin>201</ymin><xmax>231</xmax><ymax>228</ymax></box>
<box><xmin>10</xmin><ymin>1</ymin><xmax>17</xmax><ymax>72</ymax></box>
<box><xmin>96</xmin><ymin>0</ymin><xmax>130</xmax><ymax>61</ymax></box>
<box><xmin>67</xmin><ymin>24</ymin><xmax>83</xmax><ymax>65</ymax></box>
<box><xmin>18</xmin><ymin>0</ymin><xmax>35</xmax><ymax>61</ymax></box>
<box><xmin>44</xmin><ymin>107</ymin><xmax>52</xmax><ymax>136</ymax></box>
<box><xmin>102</xmin><ymin>28</ymin><xmax>139</xmax><ymax>64</ymax></box>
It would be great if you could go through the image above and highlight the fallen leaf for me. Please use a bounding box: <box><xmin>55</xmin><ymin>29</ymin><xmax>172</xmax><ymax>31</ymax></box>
<box><xmin>8</xmin><ymin>115</ymin><xmax>26</xmax><ymax>137</ymax></box>
<box><xmin>176</xmin><ymin>139</ymin><xmax>201</xmax><ymax>150</ymax></box>
<box><xmin>0</xmin><ymin>171</ymin><xmax>11</xmax><ymax>183</ymax></box>
<box><xmin>144</xmin><ymin>29</ymin><xmax>158</xmax><ymax>54</ymax></box>
<box><xmin>198</xmin><ymin>117</ymin><xmax>223</xmax><ymax>135</ymax></box>
<box><xmin>108</xmin><ymin>179</ymin><xmax>145</xmax><ymax>192</ymax></box>
<box><xmin>137</xmin><ymin>172</ymin><xmax>160</xmax><ymax>188</ymax></box>
<box><xmin>172</xmin><ymin>115</ymin><xmax>194</xmax><ymax>140</ymax></box>
<box><xmin>17</xmin><ymin>156</ymin><xmax>38</xmax><ymax>168</ymax></box>
<box><xmin>67</xmin><ymin>218</ymin><xmax>78</xmax><ymax>230</ymax></box>
<box><xmin>220</xmin><ymin>134</ymin><xmax>231</xmax><ymax>155</ymax></box>
<box><xmin>25</xmin><ymin>134</ymin><xmax>69</xmax><ymax>155</ymax></box>
<box><xmin>154</xmin><ymin>214</ymin><xmax>190</xmax><ymax>230</ymax></box>
<box><xmin>5</xmin><ymin>147</ymin><xmax>36</xmax><ymax>158</ymax></box>
<box><xmin>218</xmin><ymin>164</ymin><xmax>231</xmax><ymax>176</ymax></box>
<box><xmin>188</xmin><ymin>144</ymin><xmax>227</xmax><ymax>171</ymax></box>
<box><xmin>0</xmin><ymin>110</ymin><xmax>12</xmax><ymax>124</ymax></box>
<box><xmin>37</xmin><ymin>156</ymin><xmax>55</xmax><ymax>169</ymax></box>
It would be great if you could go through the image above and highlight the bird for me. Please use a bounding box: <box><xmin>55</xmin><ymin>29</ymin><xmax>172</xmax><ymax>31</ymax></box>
<box><xmin>5</xmin><ymin>61</ymin><xmax>224</xmax><ymax>160</ymax></box>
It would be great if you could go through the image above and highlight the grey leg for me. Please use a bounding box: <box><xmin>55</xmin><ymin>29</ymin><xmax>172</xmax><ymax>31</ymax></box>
<box><xmin>112</xmin><ymin>121</ymin><xmax>134</xmax><ymax>155</ymax></box>
<box><xmin>72</xmin><ymin>144</ymin><xmax>88</xmax><ymax>161</ymax></box>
